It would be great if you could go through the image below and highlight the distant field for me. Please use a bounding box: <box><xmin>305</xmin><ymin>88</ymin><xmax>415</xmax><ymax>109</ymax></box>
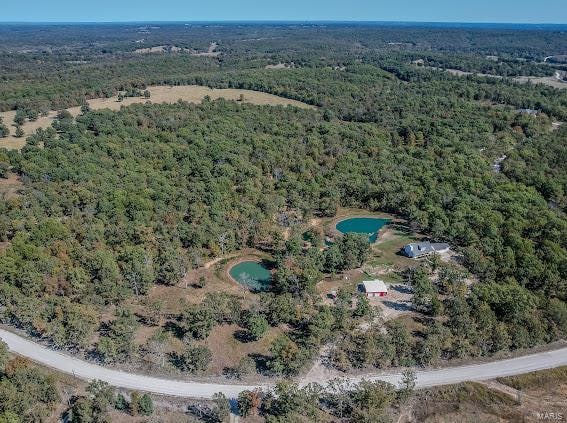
<box><xmin>425</xmin><ymin>66</ymin><xmax>567</xmax><ymax>89</ymax></box>
<box><xmin>0</xmin><ymin>85</ymin><xmax>315</xmax><ymax>150</ymax></box>
<box><xmin>514</xmin><ymin>74</ymin><xmax>567</xmax><ymax>89</ymax></box>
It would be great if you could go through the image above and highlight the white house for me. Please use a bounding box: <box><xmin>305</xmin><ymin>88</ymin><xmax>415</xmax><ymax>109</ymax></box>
<box><xmin>362</xmin><ymin>280</ymin><xmax>388</xmax><ymax>297</ymax></box>
<box><xmin>402</xmin><ymin>242</ymin><xmax>450</xmax><ymax>259</ymax></box>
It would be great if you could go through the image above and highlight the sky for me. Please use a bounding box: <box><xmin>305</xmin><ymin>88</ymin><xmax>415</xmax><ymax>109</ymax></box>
<box><xmin>1</xmin><ymin>0</ymin><xmax>566</xmax><ymax>24</ymax></box>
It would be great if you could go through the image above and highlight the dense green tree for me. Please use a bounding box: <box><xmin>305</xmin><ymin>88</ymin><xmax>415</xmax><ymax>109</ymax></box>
<box><xmin>0</xmin><ymin>360</ymin><xmax>59</xmax><ymax>422</ymax></box>
<box><xmin>71</xmin><ymin>397</ymin><xmax>94</xmax><ymax>423</ymax></box>
<box><xmin>235</xmin><ymin>356</ymin><xmax>256</xmax><ymax>379</ymax></box>
<box><xmin>212</xmin><ymin>392</ymin><xmax>231</xmax><ymax>422</ymax></box>
<box><xmin>238</xmin><ymin>389</ymin><xmax>262</xmax><ymax>417</ymax></box>
<box><xmin>269</xmin><ymin>334</ymin><xmax>304</xmax><ymax>375</ymax></box>
<box><xmin>156</xmin><ymin>243</ymin><xmax>187</xmax><ymax>286</ymax></box>
<box><xmin>260</xmin><ymin>293</ymin><xmax>296</xmax><ymax>325</ymax></box>
<box><xmin>262</xmin><ymin>381</ymin><xmax>322</xmax><ymax>422</ymax></box>
<box><xmin>350</xmin><ymin>380</ymin><xmax>395</xmax><ymax>423</ymax></box>
<box><xmin>171</xmin><ymin>344</ymin><xmax>212</xmax><ymax>373</ymax></box>
<box><xmin>203</xmin><ymin>293</ymin><xmax>242</xmax><ymax>324</ymax></box>
<box><xmin>323</xmin><ymin>233</ymin><xmax>370</xmax><ymax>273</ymax></box>
<box><xmin>407</xmin><ymin>266</ymin><xmax>438</xmax><ymax>315</ymax></box>
<box><xmin>243</xmin><ymin>311</ymin><xmax>269</xmax><ymax>341</ymax></box>
<box><xmin>387</xmin><ymin>320</ymin><xmax>413</xmax><ymax>366</ymax></box>
<box><xmin>0</xmin><ymin>341</ymin><xmax>8</xmax><ymax>372</ymax></box>
<box><xmin>86</xmin><ymin>380</ymin><xmax>114</xmax><ymax>418</ymax></box>
<box><xmin>0</xmin><ymin>119</ymin><xmax>9</xmax><ymax>138</ymax></box>
<box><xmin>13</xmin><ymin>111</ymin><xmax>25</xmax><ymax>126</ymax></box>
<box><xmin>96</xmin><ymin>308</ymin><xmax>139</xmax><ymax>363</ymax></box>
<box><xmin>180</xmin><ymin>305</ymin><xmax>215</xmax><ymax>340</ymax></box>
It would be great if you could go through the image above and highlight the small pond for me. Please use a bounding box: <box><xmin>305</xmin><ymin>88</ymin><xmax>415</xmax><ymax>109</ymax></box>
<box><xmin>336</xmin><ymin>217</ymin><xmax>390</xmax><ymax>243</ymax></box>
<box><xmin>229</xmin><ymin>260</ymin><xmax>272</xmax><ymax>291</ymax></box>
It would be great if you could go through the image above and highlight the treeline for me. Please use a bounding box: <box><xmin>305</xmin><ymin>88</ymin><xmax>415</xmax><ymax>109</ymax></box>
<box><xmin>0</xmin><ymin>341</ymin><xmax>59</xmax><ymax>422</ymax></box>
<box><xmin>503</xmin><ymin>125</ymin><xmax>567</xmax><ymax>211</ymax></box>
<box><xmin>184</xmin><ymin>65</ymin><xmax>567</xmax><ymax>121</ymax></box>
<box><xmin>388</xmin><ymin>51</ymin><xmax>557</xmax><ymax>77</ymax></box>
<box><xmin>0</xmin><ymin>53</ymin><xmax>217</xmax><ymax>112</ymax></box>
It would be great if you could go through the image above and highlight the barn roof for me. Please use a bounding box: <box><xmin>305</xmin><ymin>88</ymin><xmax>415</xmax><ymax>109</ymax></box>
<box><xmin>363</xmin><ymin>279</ymin><xmax>388</xmax><ymax>293</ymax></box>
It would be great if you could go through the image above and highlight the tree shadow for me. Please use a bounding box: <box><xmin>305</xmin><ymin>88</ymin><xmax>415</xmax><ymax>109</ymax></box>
<box><xmin>234</xmin><ymin>329</ymin><xmax>255</xmax><ymax>343</ymax></box>
<box><xmin>186</xmin><ymin>403</ymin><xmax>217</xmax><ymax>423</ymax></box>
<box><xmin>163</xmin><ymin>320</ymin><xmax>185</xmax><ymax>339</ymax></box>
<box><xmin>411</xmin><ymin>315</ymin><xmax>435</xmax><ymax>338</ymax></box>
<box><xmin>389</xmin><ymin>222</ymin><xmax>413</xmax><ymax>234</ymax></box>
<box><xmin>248</xmin><ymin>353</ymin><xmax>272</xmax><ymax>376</ymax></box>
<box><xmin>260</xmin><ymin>258</ymin><xmax>277</xmax><ymax>271</ymax></box>
<box><xmin>85</xmin><ymin>347</ymin><xmax>108</xmax><ymax>364</ymax></box>
<box><xmin>134</xmin><ymin>312</ymin><xmax>160</xmax><ymax>327</ymax></box>
<box><xmin>382</xmin><ymin>300</ymin><xmax>413</xmax><ymax>312</ymax></box>
<box><xmin>222</xmin><ymin>367</ymin><xmax>240</xmax><ymax>379</ymax></box>
<box><xmin>391</xmin><ymin>284</ymin><xmax>413</xmax><ymax>294</ymax></box>
<box><xmin>97</xmin><ymin>321</ymin><xmax>112</xmax><ymax>336</ymax></box>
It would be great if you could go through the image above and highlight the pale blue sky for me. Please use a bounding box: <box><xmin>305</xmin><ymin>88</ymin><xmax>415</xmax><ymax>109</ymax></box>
<box><xmin>2</xmin><ymin>0</ymin><xmax>566</xmax><ymax>23</ymax></box>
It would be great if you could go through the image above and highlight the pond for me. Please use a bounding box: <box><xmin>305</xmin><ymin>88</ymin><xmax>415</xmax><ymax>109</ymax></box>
<box><xmin>336</xmin><ymin>217</ymin><xmax>390</xmax><ymax>243</ymax></box>
<box><xmin>229</xmin><ymin>260</ymin><xmax>272</xmax><ymax>291</ymax></box>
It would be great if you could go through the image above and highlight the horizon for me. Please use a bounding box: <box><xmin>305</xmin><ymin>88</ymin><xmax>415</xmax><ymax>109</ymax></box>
<box><xmin>0</xmin><ymin>20</ymin><xmax>566</xmax><ymax>27</ymax></box>
<box><xmin>2</xmin><ymin>0</ymin><xmax>566</xmax><ymax>25</ymax></box>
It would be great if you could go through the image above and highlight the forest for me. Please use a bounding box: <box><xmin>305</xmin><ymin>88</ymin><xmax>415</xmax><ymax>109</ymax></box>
<box><xmin>0</xmin><ymin>22</ymin><xmax>565</xmax><ymax>422</ymax></box>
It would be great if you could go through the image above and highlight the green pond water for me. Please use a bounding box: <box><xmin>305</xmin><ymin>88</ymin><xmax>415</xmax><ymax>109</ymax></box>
<box><xmin>336</xmin><ymin>217</ymin><xmax>390</xmax><ymax>243</ymax></box>
<box><xmin>229</xmin><ymin>261</ymin><xmax>272</xmax><ymax>291</ymax></box>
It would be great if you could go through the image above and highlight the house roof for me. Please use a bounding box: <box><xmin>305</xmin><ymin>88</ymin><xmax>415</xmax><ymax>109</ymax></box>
<box><xmin>403</xmin><ymin>242</ymin><xmax>450</xmax><ymax>257</ymax></box>
<box><xmin>362</xmin><ymin>279</ymin><xmax>388</xmax><ymax>293</ymax></box>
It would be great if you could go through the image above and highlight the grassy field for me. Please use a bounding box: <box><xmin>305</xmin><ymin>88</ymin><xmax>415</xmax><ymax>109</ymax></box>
<box><xmin>409</xmin><ymin>368</ymin><xmax>567</xmax><ymax>422</ymax></box>
<box><xmin>370</xmin><ymin>224</ymin><xmax>423</xmax><ymax>270</ymax></box>
<box><xmin>126</xmin><ymin>249</ymin><xmax>276</xmax><ymax>377</ymax></box>
<box><xmin>498</xmin><ymin>366</ymin><xmax>567</xmax><ymax>391</ymax></box>
<box><xmin>0</xmin><ymin>85</ymin><xmax>315</xmax><ymax>150</ymax></box>
<box><xmin>411</xmin><ymin>382</ymin><xmax>522</xmax><ymax>422</ymax></box>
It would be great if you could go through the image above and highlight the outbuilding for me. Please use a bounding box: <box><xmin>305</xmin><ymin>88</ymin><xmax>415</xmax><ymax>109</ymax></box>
<box><xmin>362</xmin><ymin>279</ymin><xmax>388</xmax><ymax>297</ymax></box>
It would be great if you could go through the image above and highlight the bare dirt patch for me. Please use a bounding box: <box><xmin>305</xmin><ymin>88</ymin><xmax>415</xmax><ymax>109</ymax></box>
<box><xmin>0</xmin><ymin>85</ymin><xmax>315</xmax><ymax>150</ymax></box>
<box><xmin>317</xmin><ymin>268</ymin><xmax>367</xmax><ymax>303</ymax></box>
<box><xmin>191</xmin><ymin>42</ymin><xmax>220</xmax><ymax>57</ymax></box>
<box><xmin>134</xmin><ymin>45</ymin><xmax>168</xmax><ymax>54</ymax></box>
<box><xmin>265</xmin><ymin>62</ymin><xmax>297</xmax><ymax>69</ymax></box>
<box><xmin>372</xmin><ymin>283</ymin><xmax>415</xmax><ymax>321</ymax></box>
<box><xmin>0</xmin><ymin>172</ymin><xmax>24</xmax><ymax>199</ymax></box>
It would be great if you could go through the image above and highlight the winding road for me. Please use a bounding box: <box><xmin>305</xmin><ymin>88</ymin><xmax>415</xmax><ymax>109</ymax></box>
<box><xmin>1</xmin><ymin>329</ymin><xmax>565</xmax><ymax>399</ymax></box>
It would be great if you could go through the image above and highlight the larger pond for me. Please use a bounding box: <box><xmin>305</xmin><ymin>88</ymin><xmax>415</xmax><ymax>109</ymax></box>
<box><xmin>229</xmin><ymin>260</ymin><xmax>272</xmax><ymax>291</ymax></box>
<box><xmin>336</xmin><ymin>217</ymin><xmax>390</xmax><ymax>243</ymax></box>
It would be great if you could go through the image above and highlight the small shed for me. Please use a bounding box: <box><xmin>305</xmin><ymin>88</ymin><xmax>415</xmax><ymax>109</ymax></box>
<box><xmin>362</xmin><ymin>280</ymin><xmax>388</xmax><ymax>297</ymax></box>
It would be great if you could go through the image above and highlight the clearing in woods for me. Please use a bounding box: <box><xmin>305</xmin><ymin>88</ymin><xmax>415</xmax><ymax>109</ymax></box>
<box><xmin>421</xmin><ymin>65</ymin><xmax>567</xmax><ymax>89</ymax></box>
<box><xmin>0</xmin><ymin>173</ymin><xmax>23</xmax><ymax>200</ymax></box>
<box><xmin>0</xmin><ymin>85</ymin><xmax>315</xmax><ymax>150</ymax></box>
